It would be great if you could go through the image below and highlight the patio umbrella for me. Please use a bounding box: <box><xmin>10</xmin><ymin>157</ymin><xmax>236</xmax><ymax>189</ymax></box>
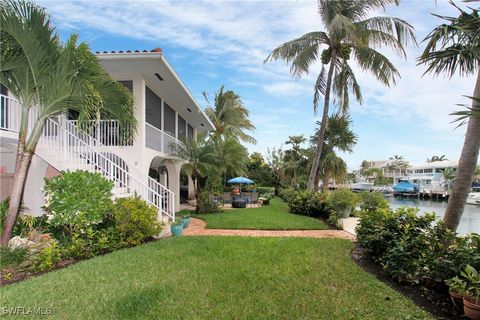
<box><xmin>227</xmin><ymin>177</ymin><xmax>254</xmax><ymax>192</ymax></box>
<box><xmin>227</xmin><ymin>177</ymin><xmax>254</xmax><ymax>184</ymax></box>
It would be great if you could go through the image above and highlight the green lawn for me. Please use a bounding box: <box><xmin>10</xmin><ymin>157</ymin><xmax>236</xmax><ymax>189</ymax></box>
<box><xmin>189</xmin><ymin>198</ymin><xmax>331</xmax><ymax>230</ymax></box>
<box><xmin>1</xmin><ymin>237</ymin><xmax>431</xmax><ymax>319</ymax></box>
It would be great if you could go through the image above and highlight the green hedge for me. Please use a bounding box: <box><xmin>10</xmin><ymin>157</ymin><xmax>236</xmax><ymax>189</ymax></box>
<box><xmin>357</xmin><ymin>207</ymin><xmax>480</xmax><ymax>285</ymax></box>
<box><xmin>278</xmin><ymin>188</ymin><xmax>329</xmax><ymax>218</ymax></box>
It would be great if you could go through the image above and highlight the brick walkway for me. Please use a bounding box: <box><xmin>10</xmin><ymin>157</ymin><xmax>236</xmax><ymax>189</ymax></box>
<box><xmin>182</xmin><ymin>218</ymin><xmax>356</xmax><ymax>240</ymax></box>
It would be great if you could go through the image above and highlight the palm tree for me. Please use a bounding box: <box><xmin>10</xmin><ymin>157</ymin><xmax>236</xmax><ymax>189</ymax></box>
<box><xmin>418</xmin><ymin>3</ymin><xmax>480</xmax><ymax>231</ymax></box>
<box><xmin>387</xmin><ymin>155</ymin><xmax>409</xmax><ymax>176</ymax></box>
<box><xmin>318</xmin><ymin>152</ymin><xmax>347</xmax><ymax>190</ymax></box>
<box><xmin>265</xmin><ymin>0</ymin><xmax>416</xmax><ymax>190</ymax></box>
<box><xmin>440</xmin><ymin>168</ymin><xmax>456</xmax><ymax>191</ymax></box>
<box><xmin>174</xmin><ymin>137</ymin><xmax>218</xmax><ymax>201</ymax></box>
<box><xmin>204</xmin><ymin>86</ymin><xmax>256</xmax><ymax>144</ymax></box>
<box><xmin>214</xmin><ymin>138</ymin><xmax>249</xmax><ymax>187</ymax></box>
<box><xmin>427</xmin><ymin>155</ymin><xmax>448</xmax><ymax>162</ymax></box>
<box><xmin>313</xmin><ymin>113</ymin><xmax>357</xmax><ymax>190</ymax></box>
<box><xmin>0</xmin><ymin>0</ymin><xmax>135</xmax><ymax>245</ymax></box>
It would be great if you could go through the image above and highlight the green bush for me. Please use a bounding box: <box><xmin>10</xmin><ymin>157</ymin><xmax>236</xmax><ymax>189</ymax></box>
<box><xmin>0</xmin><ymin>246</ymin><xmax>29</xmax><ymax>269</ymax></box>
<box><xmin>0</xmin><ymin>197</ymin><xmax>8</xmax><ymax>235</ymax></box>
<box><xmin>64</xmin><ymin>226</ymin><xmax>119</xmax><ymax>259</ymax></box>
<box><xmin>196</xmin><ymin>190</ymin><xmax>222</xmax><ymax>214</ymax></box>
<box><xmin>43</xmin><ymin>170</ymin><xmax>113</xmax><ymax>237</ymax></box>
<box><xmin>357</xmin><ymin>207</ymin><xmax>480</xmax><ymax>285</ymax></box>
<box><xmin>257</xmin><ymin>187</ymin><xmax>275</xmax><ymax>195</ymax></box>
<box><xmin>358</xmin><ymin>192</ymin><xmax>389</xmax><ymax>213</ymax></box>
<box><xmin>111</xmin><ymin>196</ymin><xmax>162</xmax><ymax>246</ymax></box>
<box><xmin>327</xmin><ymin>189</ymin><xmax>359</xmax><ymax>210</ymax></box>
<box><xmin>33</xmin><ymin>242</ymin><xmax>62</xmax><ymax>271</ymax></box>
<box><xmin>283</xmin><ymin>189</ymin><xmax>329</xmax><ymax>218</ymax></box>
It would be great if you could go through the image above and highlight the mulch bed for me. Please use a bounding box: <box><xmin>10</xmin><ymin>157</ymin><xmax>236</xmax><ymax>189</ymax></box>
<box><xmin>351</xmin><ymin>245</ymin><xmax>466</xmax><ymax>320</ymax></box>
<box><xmin>1</xmin><ymin>259</ymin><xmax>76</xmax><ymax>287</ymax></box>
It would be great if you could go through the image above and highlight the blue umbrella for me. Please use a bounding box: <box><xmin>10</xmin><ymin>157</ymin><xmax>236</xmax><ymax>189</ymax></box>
<box><xmin>227</xmin><ymin>177</ymin><xmax>254</xmax><ymax>184</ymax></box>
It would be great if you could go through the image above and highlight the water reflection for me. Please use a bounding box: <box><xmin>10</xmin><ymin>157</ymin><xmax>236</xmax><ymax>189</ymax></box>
<box><xmin>386</xmin><ymin>196</ymin><xmax>480</xmax><ymax>235</ymax></box>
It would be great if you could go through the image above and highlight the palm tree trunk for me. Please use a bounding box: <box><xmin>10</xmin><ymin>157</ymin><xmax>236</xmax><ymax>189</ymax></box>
<box><xmin>307</xmin><ymin>50</ymin><xmax>337</xmax><ymax>190</ymax></box>
<box><xmin>0</xmin><ymin>151</ymin><xmax>33</xmax><ymax>246</ymax></box>
<box><xmin>314</xmin><ymin>171</ymin><xmax>320</xmax><ymax>191</ymax></box>
<box><xmin>321</xmin><ymin>174</ymin><xmax>329</xmax><ymax>192</ymax></box>
<box><xmin>443</xmin><ymin>70</ymin><xmax>480</xmax><ymax>231</ymax></box>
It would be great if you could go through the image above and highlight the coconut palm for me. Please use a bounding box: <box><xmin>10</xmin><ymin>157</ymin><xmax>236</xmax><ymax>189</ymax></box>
<box><xmin>0</xmin><ymin>0</ymin><xmax>135</xmax><ymax>245</ymax></box>
<box><xmin>204</xmin><ymin>86</ymin><xmax>256</xmax><ymax>144</ymax></box>
<box><xmin>418</xmin><ymin>2</ymin><xmax>480</xmax><ymax>231</ymax></box>
<box><xmin>214</xmin><ymin>137</ymin><xmax>249</xmax><ymax>187</ymax></box>
<box><xmin>265</xmin><ymin>0</ymin><xmax>416</xmax><ymax>190</ymax></box>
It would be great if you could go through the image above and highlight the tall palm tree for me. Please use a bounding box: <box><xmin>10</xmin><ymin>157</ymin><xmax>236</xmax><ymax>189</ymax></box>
<box><xmin>318</xmin><ymin>152</ymin><xmax>347</xmax><ymax>190</ymax></box>
<box><xmin>214</xmin><ymin>138</ymin><xmax>249</xmax><ymax>187</ymax></box>
<box><xmin>0</xmin><ymin>0</ymin><xmax>135</xmax><ymax>245</ymax></box>
<box><xmin>418</xmin><ymin>2</ymin><xmax>480</xmax><ymax>231</ymax></box>
<box><xmin>265</xmin><ymin>0</ymin><xmax>416</xmax><ymax>190</ymax></box>
<box><xmin>204</xmin><ymin>86</ymin><xmax>256</xmax><ymax>144</ymax></box>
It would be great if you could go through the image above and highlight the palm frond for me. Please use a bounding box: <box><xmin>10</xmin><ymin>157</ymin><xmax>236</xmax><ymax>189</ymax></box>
<box><xmin>264</xmin><ymin>31</ymin><xmax>330</xmax><ymax>77</ymax></box>
<box><xmin>313</xmin><ymin>65</ymin><xmax>327</xmax><ymax>112</ymax></box>
<box><xmin>353</xmin><ymin>46</ymin><xmax>400</xmax><ymax>86</ymax></box>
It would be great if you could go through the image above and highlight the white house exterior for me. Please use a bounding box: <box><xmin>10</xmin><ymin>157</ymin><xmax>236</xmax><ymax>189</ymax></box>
<box><xmin>0</xmin><ymin>48</ymin><xmax>214</xmax><ymax>222</ymax></box>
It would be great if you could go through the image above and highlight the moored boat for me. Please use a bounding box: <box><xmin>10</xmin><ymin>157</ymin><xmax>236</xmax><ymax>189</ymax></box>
<box><xmin>393</xmin><ymin>179</ymin><xmax>419</xmax><ymax>194</ymax></box>
<box><xmin>466</xmin><ymin>192</ymin><xmax>480</xmax><ymax>205</ymax></box>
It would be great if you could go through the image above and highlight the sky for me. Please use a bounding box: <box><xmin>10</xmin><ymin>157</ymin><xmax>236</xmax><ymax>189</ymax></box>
<box><xmin>37</xmin><ymin>0</ymin><xmax>476</xmax><ymax>170</ymax></box>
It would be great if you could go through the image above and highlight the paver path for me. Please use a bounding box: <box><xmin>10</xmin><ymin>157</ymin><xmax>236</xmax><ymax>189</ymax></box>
<box><xmin>183</xmin><ymin>218</ymin><xmax>356</xmax><ymax>240</ymax></box>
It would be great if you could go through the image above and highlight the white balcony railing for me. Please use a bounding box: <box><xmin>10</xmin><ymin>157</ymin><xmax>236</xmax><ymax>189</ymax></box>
<box><xmin>67</xmin><ymin>119</ymin><xmax>133</xmax><ymax>146</ymax></box>
<box><xmin>145</xmin><ymin>122</ymin><xmax>181</xmax><ymax>155</ymax></box>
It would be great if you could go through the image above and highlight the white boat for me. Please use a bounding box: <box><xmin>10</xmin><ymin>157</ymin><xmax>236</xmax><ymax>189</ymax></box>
<box><xmin>351</xmin><ymin>182</ymin><xmax>374</xmax><ymax>192</ymax></box>
<box><xmin>466</xmin><ymin>192</ymin><xmax>480</xmax><ymax>205</ymax></box>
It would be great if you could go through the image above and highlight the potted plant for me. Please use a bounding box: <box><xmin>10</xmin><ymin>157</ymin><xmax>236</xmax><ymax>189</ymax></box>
<box><xmin>445</xmin><ymin>276</ymin><xmax>468</xmax><ymax>310</ymax></box>
<box><xmin>170</xmin><ymin>220</ymin><xmax>184</xmax><ymax>237</ymax></box>
<box><xmin>327</xmin><ymin>189</ymin><xmax>359</xmax><ymax>218</ymax></box>
<box><xmin>182</xmin><ymin>213</ymin><xmax>190</xmax><ymax>228</ymax></box>
<box><xmin>462</xmin><ymin>265</ymin><xmax>480</xmax><ymax>320</ymax></box>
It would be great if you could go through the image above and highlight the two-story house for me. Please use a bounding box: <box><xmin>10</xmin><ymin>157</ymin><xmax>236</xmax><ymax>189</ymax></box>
<box><xmin>0</xmin><ymin>48</ymin><xmax>214</xmax><ymax>222</ymax></box>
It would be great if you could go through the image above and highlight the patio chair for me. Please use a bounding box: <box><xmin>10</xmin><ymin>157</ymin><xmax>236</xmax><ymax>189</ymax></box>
<box><xmin>223</xmin><ymin>192</ymin><xmax>232</xmax><ymax>204</ymax></box>
<box><xmin>249</xmin><ymin>192</ymin><xmax>259</xmax><ymax>207</ymax></box>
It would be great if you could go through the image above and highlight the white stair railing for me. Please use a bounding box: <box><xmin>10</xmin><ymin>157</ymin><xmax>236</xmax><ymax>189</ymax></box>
<box><xmin>39</xmin><ymin>117</ymin><xmax>175</xmax><ymax>222</ymax></box>
<box><xmin>62</xmin><ymin>118</ymin><xmax>175</xmax><ymax>221</ymax></box>
<box><xmin>1</xmin><ymin>94</ymin><xmax>175</xmax><ymax>222</ymax></box>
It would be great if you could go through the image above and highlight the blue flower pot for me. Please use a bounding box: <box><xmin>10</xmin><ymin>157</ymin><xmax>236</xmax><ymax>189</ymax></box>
<box><xmin>171</xmin><ymin>224</ymin><xmax>183</xmax><ymax>237</ymax></box>
<box><xmin>182</xmin><ymin>217</ymin><xmax>190</xmax><ymax>228</ymax></box>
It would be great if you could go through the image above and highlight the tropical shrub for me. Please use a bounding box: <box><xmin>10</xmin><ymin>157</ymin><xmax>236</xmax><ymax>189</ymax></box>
<box><xmin>357</xmin><ymin>207</ymin><xmax>480</xmax><ymax>284</ymax></box>
<box><xmin>327</xmin><ymin>189</ymin><xmax>359</xmax><ymax>210</ymax></box>
<box><xmin>64</xmin><ymin>226</ymin><xmax>118</xmax><ymax>259</ymax></box>
<box><xmin>43</xmin><ymin>170</ymin><xmax>113</xmax><ymax>237</ymax></box>
<box><xmin>111</xmin><ymin>196</ymin><xmax>162</xmax><ymax>246</ymax></box>
<box><xmin>0</xmin><ymin>246</ymin><xmax>29</xmax><ymax>269</ymax></box>
<box><xmin>196</xmin><ymin>190</ymin><xmax>221</xmax><ymax>214</ymax></box>
<box><xmin>33</xmin><ymin>242</ymin><xmax>62</xmax><ymax>271</ymax></box>
<box><xmin>284</xmin><ymin>190</ymin><xmax>329</xmax><ymax>218</ymax></box>
<box><xmin>358</xmin><ymin>192</ymin><xmax>389</xmax><ymax>213</ymax></box>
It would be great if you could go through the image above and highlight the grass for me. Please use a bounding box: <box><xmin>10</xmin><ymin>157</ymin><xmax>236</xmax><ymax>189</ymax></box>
<box><xmin>1</xmin><ymin>237</ymin><xmax>432</xmax><ymax>319</ymax></box>
<box><xmin>189</xmin><ymin>198</ymin><xmax>331</xmax><ymax>230</ymax></box>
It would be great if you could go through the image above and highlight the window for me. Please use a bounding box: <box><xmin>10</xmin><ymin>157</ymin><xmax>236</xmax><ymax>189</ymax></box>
<box><xmin>188</xmin><ymin>124</ymin><xmax>194</xmax><ymax>141</ymax></box>
<box><xmin>178</xmin><ymin>116</ymin><xmax>186</xmax><ymax>141</ymax></box>
<box><xmin>163</xmin><ymin>102</ymin><xmax>176</xmax><ymax>137</ymax></box>
<box><xmin>424</xmin><ymin>169</ymin><xmax>433</xmax><ymax>173</ymax></box>
<box><xmin>118</xmin><ymin>80</ymin><xmax>133</xmax><ymax>92</ymax></box>
<box><xmin>145</xmin><ymin>86</ymin><xmax>162</xmax><ymax>130</ymax></box>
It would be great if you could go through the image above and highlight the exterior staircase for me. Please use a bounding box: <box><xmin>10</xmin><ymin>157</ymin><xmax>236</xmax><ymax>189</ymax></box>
<box><xmin>0</xmin><ymin>94</ymin><xmax>175</xmax><ymax>223</ymax></box>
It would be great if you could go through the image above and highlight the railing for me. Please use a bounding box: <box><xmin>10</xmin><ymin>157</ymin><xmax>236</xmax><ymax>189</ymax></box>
<box><xmin>0</xmin><ymin>94</ymin><xmax>39</xmax><ymax>133</ymax></box>
<box><xmin>39</xmin><ymin>117</ymin><xmax>175</xmax><ymax>222</ymax></box>
<box><xmin>145</xmin><ymin>122</ymin><xmax>181</xmax><ymax>155</ymax></box>
<box><xmin>1</xmin><ymin>94</ymin><xmax>175</xmax><ymax>222</ymax></box>
<box><xmin>68</xmin><ymin>119</ymin><xmax>133</xmax><ymax>146</ymax></box>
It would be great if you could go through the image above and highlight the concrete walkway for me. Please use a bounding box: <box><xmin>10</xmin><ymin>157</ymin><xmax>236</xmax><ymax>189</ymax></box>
<box><xmin>182</xmin><ymin>218</ymin><xmax>356</xmax><ymax>240</ymax></box>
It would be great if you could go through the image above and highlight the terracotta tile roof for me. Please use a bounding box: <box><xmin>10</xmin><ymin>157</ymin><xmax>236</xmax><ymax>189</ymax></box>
<box><xmin>95</xmin><ymin>47</ymin><xmax>163</xmax><ymax>54</ymax></box>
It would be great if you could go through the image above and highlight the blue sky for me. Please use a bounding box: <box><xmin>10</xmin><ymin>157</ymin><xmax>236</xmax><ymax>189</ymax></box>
<box><xmin>38</xmin><ymin>0</ymin><xmax>475</xmax><ymax>170</ymax></box>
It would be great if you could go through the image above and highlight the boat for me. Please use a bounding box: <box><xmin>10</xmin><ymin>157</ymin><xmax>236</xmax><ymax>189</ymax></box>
<box><xmin>466</xmin><ymin>192</ymin><xmax>480</xmax><ymax>205</ymax></box>
<box><xmin>393</xmin><ymin>179</ymin><xmax>419</xmax><ymax>194</ymax></box>
<box><xmin>351</xmin><ymin>182</ymin><xmax>374</xmax><ymax>192</ymax></box>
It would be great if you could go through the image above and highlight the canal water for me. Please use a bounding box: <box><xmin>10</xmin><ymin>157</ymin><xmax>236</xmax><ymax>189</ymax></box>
<box><xmin>386</xmin><ymin>196</ymin><xmax>480</xmax><ymax>235</ymax></box>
